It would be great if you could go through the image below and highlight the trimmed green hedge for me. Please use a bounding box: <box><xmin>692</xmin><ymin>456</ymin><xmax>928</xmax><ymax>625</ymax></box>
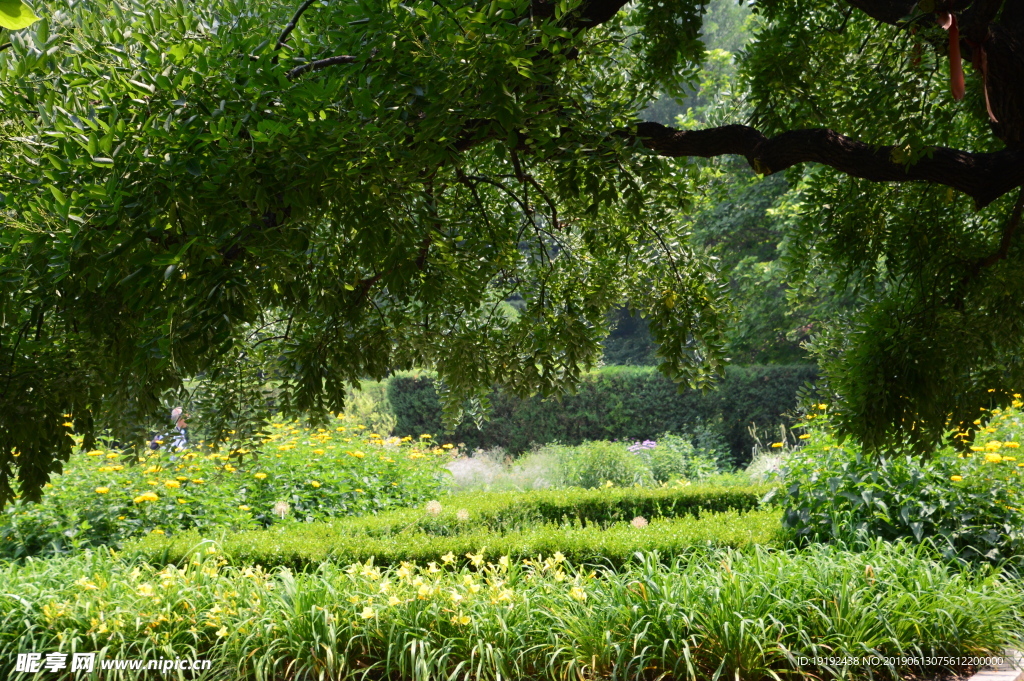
<box><xmin>388</xmin><ymin>365</ymin><xmax>817</xmax><ymax>463</ymax></box>
<box><xmin>132</xmin><ymin>509</ymin><xmax>784</xmax><ymax>570</ymax></box>
<box><xmin>131</xmin><ymin>484</ymin><xmax>781</xmax><ymax>569</ymax></box>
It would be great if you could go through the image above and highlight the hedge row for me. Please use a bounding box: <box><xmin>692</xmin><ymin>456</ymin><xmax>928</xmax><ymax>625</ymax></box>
<box><xmin>388</xmin><ymin>365</ymin><xmax>817</xmax><ymax>462</ymax></box>
<box><xmin>132</xmin><ymin>508</ymin><xmax>785</xmax><ymax>570</ymax></box>
<box><xmin>132</xmin><ymin>484</ymin><xmax>778</xmax><ymax>568</ymax></box>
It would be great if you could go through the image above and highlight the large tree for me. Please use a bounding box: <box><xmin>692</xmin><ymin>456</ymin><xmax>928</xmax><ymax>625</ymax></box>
<box><xmin>1</xmin><ymin>0</ymin><xmax>1021</xmax><ymax>505</ymax></box>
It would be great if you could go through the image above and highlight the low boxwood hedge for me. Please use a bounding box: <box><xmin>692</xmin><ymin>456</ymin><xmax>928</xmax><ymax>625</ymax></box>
<box><xmin>131</xmin><ymin>484</ymin><xmax>780</xmax><ymax>568</ymax></box>
<box><xmin>131</xmin><ymin>508</ymin><xmax>786</xmax><ymax>570</ymax></box>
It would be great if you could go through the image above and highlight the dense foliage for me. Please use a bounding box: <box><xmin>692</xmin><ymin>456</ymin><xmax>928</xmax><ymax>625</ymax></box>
<box><xmin>782</xmin><ymin>402</ymin><xmax>1024</xmax><ymax>565</ymax></box>
<box><xmin>388</xmin><ymin>365</ymin><xmax>816</xmax><ymax>462</ymax></box>
<box><xmin>1</xmin><ymin>421</ymin><xmax>451</xmax><ymax>558</ymax></box>
<box><xmin>2</xmin><ymin>0</ymin><xmax>1023</xmax><ymax>503</ymax></box>
<box><xmin>133</xmin><ymin>506</ymin><xmax>781</xmax><ymax>569</ymax></box>
<box><xmin>3</xmin><ymin>542</ymin><xmax>1020</xmax><ymax>680</ymax></box>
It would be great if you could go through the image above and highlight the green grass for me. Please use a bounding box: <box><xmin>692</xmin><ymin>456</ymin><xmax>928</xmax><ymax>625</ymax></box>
<box><xmin>1</xmin><ymin>540</ymin><xmax>1019</xmax><ymax>680</ymax></box>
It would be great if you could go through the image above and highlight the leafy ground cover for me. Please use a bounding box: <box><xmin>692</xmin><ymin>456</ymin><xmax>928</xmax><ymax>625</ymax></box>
<box><xmin>0</xmin><ymin>421</ymin><xmax>452</xmax><ymax>559</ymax></box>
<box><xmin>1</xmin><ymin>540</ymin><xmax>1019</xmax><ymax>680</ymax></box>
<box><xmin>781</xmin><ymin>402</ymin><xmax>1024</xmax><ymax>564</ymax></box>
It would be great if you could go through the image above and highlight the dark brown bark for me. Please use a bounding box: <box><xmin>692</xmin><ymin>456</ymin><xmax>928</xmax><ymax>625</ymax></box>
<box><xmin>634</xmin><ymin>122</ymin><xmax>1024</xmax><ymax>208</ymax></box>
<box><xmin>286</xmin><ymin>55</ymin><xmax>358</xmax><ymax>80</ymax></box>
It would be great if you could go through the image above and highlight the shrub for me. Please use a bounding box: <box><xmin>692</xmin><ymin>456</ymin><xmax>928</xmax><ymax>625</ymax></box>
<box><xmin>133</xmin><ymin>508</ymin><xmax>785</xmax><ymax>570</ymax></box>
<box><xmin>132</xmin><ymin>484</ymin><xmax>776</xmax><ymax>568</ymax></box>
<box><xmin>447</xmin><ymin>436</ymin><xmax>724</xmax><ymax>493</ymax></box>
<box><xmin>387</xmin><ymin>365</ymin><xmax>816</xmax><ymax>463</ymax></box>
<box><xmin>0</xmin><ymin>419</ymin><xmax>451</xmax><ymax>559</ymax></box>
<box><xmin>555</xmin><ymin>441</ymin><xmax>654</xmax><ymax>488</ymax></box>
<box><xmin>641</xmin><ymin>432</ymin><xmax>721</xmax><ymax>482</ymax></box>
<box><xmin>338</xmin><ymin>381</ymin><xmax>396</xmax><ymax>435</ymax></box>
<box><xmin>781</xmin><ymin>405</ymin><xmax>1024</xmax><ymax>564</ymax></box>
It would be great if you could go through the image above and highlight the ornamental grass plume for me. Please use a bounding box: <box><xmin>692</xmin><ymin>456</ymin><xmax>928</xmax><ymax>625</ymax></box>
<box><xmin>273</xmin><ymin>501</ymin><xmax>290</xmax><ymax>519</ymax></box>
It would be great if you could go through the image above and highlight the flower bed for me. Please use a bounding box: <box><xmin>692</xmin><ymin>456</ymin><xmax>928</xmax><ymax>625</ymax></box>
<box><xmin>0</xmin><ymin>421</ymin><xmax>451</xmax><ymax>558</ymax></box>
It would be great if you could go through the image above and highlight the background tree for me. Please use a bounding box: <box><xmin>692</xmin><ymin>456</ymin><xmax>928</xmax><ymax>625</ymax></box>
<box><xmin>0</xmin><ymin>0</ymin><xmax>1022</xmax><ymax>506</ymax></box>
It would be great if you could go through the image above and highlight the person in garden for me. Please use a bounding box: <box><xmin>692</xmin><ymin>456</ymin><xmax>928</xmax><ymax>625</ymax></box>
<box><xmin>150</xmin><ymin>407</ymin><xmax>189</xmax><ymax>452</ymax></box>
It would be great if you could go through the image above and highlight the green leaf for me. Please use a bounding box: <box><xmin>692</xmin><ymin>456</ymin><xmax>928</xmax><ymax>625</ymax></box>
<box><xmin>0</xmin><ymin>0</ymin><xmax>38</xmax><ymax>30</ymax></box>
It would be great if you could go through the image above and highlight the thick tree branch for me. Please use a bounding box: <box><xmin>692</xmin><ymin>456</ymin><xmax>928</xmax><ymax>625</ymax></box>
<box><xmin>286</xmin><ymin>55</ymin><xmax>359</xmax><ymax>80</ymax></box>
<box><xmin>276</xmin><ymin>0</ymin><xmax>319</xmax><ymax>52</ymax></box>
<box><xmin>844</xmin><ymin>0</ymin><xmax>917</xmax><ymax>25</ymax></box>
<box><xmin>634</xmin><ymin>121</ymin><xmax>1024</xmax><ymax>209</ymax></box>
<box><xmin>976</xmin><ymin>187</ymin><xmax>1024</xmax><ymax>269</ymax></box>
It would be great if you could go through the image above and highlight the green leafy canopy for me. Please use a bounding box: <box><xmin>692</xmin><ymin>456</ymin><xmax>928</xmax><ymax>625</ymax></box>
<box><xmin>1</xmin><ymin>0</ymin><xmax>1023</xmax><ymax>505</ymax></box>
<box><xmin>0</xmin><ymin>0</ymin><xmax>723</xmax><ymax>505</ymax></box>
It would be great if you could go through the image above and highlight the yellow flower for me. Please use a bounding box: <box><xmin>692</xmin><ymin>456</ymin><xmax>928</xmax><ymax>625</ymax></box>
<box><xmin>419</xmin><ymin>434</ymin><xmax>431</xmax><ymax>440</ymax></box>
<box><xmin>95</xmin><ymin>487</ymin><xmax>110</xmax><ymax>494</ymax></box>
<box><xmin>238</xmin><ymin>505</ymin><xmax>251</xmax><ymax>511</ymax></box>
<box><xmin>176</xmin><ymin>476</ymin><xmax>188</xmax><ymax>481</ymax></box>
<box><xmin>950</xmin><ymin>475</ymin><xmax>963</xmax><ymax>482</ymax></box>
<box><xmin>310</xmin><ymin>481</ymin><xmax>321</xmax><ymax>488</ymax></box>
<box><xmin>451</xmin><ymin>613</ymin><xmax>471</xmax><ymax>625</ymax></box>
<box><xmin>86</xmin><ymin>450</ymin><xmax>104</xmax><ymax>457</ymax></box>
<box><xmin>569</xmin><ymin>586</ymin><xmax>587</xmax><ymax>601</ymax></box>
<box><xmin>360</xmin><ymin>606</ymin><xmax>376</xmax><ymax>619</ymax></box>
<box><xmin>388</xmin><ymin>595</ymin><xmax>402</xmax><ymax>606</ymax></box>
<box><xmin>312</xmin><ymin>449</ymin><xmax>325</xmax><ymax>455</ymax></box>
<box><xmin>985</xmin><ymin>453</ymin><xmax>1003</xmax><ymax>464</ymax></box>
<box><xmin>133</xmin><ymin>492</ymin><xmax>159</xmax><ymax>504</ymax></box>
<box><xmin>106</xmin><ymin>453</ymin><xmax>119</xmax><ymax>459</ymax></box>
<box><xmin>223</xmin><ymin>464</ymin><xmax>236</xmax><ymax>473</ymax></box>
<box><xmin>442</xmin><ymin>443</ymin><xmax>454</xmax><ymax>449</ymax></box>
<box><xmin>1006</xmin><ymin>442</ymin><xmax>1020</xmax><ymax>448</ymax></box>
<box><xmin>441</xmin><ymin>552</ymin><xmax>456</xmax><ymax>564</ymax></box>
<box><xmin>216</xmin><ymin>626</ymin><xmax>228</xmax><ymax>637</ymax></box>
<box><xmin>254</xmin><ymin>472</ymin><xmax>267</xmax><ymax>480</ymax></box>
<box><xmin>798</xmin><ymin>434</ymin><xmax>811</xmax><ymax>440</ymax></box>
<box><xmin>349</xmin><ymin>450</ymin><xmax>365</xmax><ymax>458</ymax></box>
<box><xmin>771</xmin><ymin>442</ymin><xmax>784</xmax><ymax>448</ymax></box>
<box><xmin>191</xmin><ymin>478</ymin><xmax>205</xmax><ymax>484</ymax></box>
<box><xmin>62</xmin><ymin>421</ymin><xmax>75</xmax><ymax>428</ymax></box>
<box><xmin>178</xmin><ymin>498</ymin><xmax>187</xmax><ymax>504</ymax></box>
<box><xmin>151</xmin><ymin>529</ymin><xmax>165</xmax><ymax>535</ymax></box>
<box><xmin>164</xmin><ymin>480</ymin><xmax>181</xmax><ymax>489</ymax></box>
<box><xmin>817</xmin><ymin>403</ymin><xmax>827</xmax><ymax>410</ymax></box>
<box><xmin>137</xmin><ymin>584</ymin><xmax>155</xmax><ymax>597</ymax></box>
